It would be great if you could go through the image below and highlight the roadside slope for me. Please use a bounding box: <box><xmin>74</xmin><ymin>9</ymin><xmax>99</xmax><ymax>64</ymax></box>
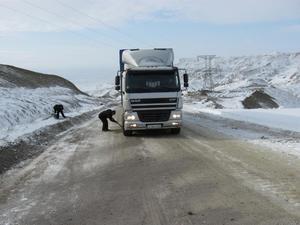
<box><xmin>0</xmin><ymin>64</ymin><xmax>84</xmax><ymax>93</ymax></box>
<box><xmin>0</xmin><ymin>64</ymin><xmax>101</xmax><ymax>146</ymax></box>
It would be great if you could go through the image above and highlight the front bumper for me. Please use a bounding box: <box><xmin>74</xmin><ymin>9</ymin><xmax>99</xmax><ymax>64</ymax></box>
<box><xmin>124</xmin><ymin>120</ymin><xmax>181</xmax><ymax>130</ymax></box>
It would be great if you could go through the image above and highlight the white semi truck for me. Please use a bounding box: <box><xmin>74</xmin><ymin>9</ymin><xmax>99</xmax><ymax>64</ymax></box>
<box><xmin>115</xmin><ymin>48</ymin><xmax>188</xmax><ymax>136</ymax></box>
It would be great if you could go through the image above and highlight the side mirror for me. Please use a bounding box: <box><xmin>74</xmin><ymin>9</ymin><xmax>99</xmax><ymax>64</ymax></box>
<box><xmin>183</xmin><ymin>73</ymin><xmax>189</xmax><ymax>88</ymax></box>
<box><xmin>115</xmin><ymin>75</ymin><xmax>120</xmax><ymax>85</ymax></box>
<box><xmin>183</xmin><ymin>73</ymin><xmax>188</xmax><ymax>83</ymax></box>
<box><xmin>115</xmin><ymin>75</ymin><xmax>120</xmax><ymax>90</ymax></box>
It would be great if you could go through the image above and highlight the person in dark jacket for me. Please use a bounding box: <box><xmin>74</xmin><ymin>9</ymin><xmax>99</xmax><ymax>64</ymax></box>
<box><xmin>98</xmin><ymin>109</ymin><xmax>118</xmax><ymax>131</ymax></box>
<box><xmin>53</xmin><ymin>104</ymin><xmax>66</xmax><ymax>119</ymax></box>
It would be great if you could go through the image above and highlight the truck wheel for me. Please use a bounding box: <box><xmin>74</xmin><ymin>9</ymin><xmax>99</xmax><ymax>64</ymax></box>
<box><xmin>122</xmin><ymin>118</ymin><xmax>132</xmax><ymax>136</ymax></box>
<box><xmin>171</xmin><ymin>128</ymin><xmax>181</xmax><ymax>134</ymax></box>
<box><xmin>123</xmin><ymin>129</ymin><xmax>132</xmax><ymax>136</ymax></box>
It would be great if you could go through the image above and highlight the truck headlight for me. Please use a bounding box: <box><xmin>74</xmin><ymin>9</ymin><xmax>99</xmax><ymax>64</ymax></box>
<box><xmin>127</xmin><ymin>115</ymin><xmax>136</xmax><ymax>120</ymax></box>
<box><xmin>171</xmin><ymin>111</ymin><xmax>182</xmax><ymax>119</ymax></box>
<box><xmin>125</xmin><ymin>112</ymin><xmax>137</xmax><ymax>121</ymax></box>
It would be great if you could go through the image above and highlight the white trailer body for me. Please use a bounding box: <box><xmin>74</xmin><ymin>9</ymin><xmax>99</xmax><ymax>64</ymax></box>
<box><xmin>115</xmin><ymin>48</ymin><xmax>188</xmax><ymax>136</ymax></box>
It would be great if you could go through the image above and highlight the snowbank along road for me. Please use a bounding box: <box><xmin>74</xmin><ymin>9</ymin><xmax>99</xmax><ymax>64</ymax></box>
<box><xmin>1</xmin><ymin>112</ymin><xmax>300</xmax><ymax>225</ymax></box>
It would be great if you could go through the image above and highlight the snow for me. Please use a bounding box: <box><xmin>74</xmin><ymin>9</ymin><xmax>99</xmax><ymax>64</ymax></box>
<box><xmin>0</xmin><ymin>123</ymin><xmax>85</xmax><ymax>224</ymax></box>
<box><xmin>87</xmin><ymin>83</ymin><xmax>118</xmax><ymax>98</ymax></box>
<box><xmin>178</xmin><ymin>52</ymin><xmax>300</xmax><ymax>109</ymax></box>
<box><xmin>179</xmin><ymin>52</ymin><xmax>300</xmax><ymax>157</ymax></box>
<box><xmin>184</xmin><ymin>105</ymin><xmax>300</xmax><ymax>133</ymax></box>
<box><xmin>184</xmin><ymin>104</ymin><xmax>300</xmax><ymax>157</ymax></box>
<box><xmin>122</xmin><ymin>49</ymin><xmax>174</xmax><ymax>68</ymax></box>
<box><xmin>0</xmin><ymin>104</ymin><xmax>103</xmax><ymax>146</ymax></box>
<box><xmin>0</xmin><ymin>86</ymin><xmax>101</xmax><ymax>146</ymax></box>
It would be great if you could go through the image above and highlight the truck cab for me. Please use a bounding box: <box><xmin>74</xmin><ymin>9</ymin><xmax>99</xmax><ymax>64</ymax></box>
<box><xmin>115</xmin><ymin>48</ymin><xmax>188</xmax><ymax>136</ymax></box>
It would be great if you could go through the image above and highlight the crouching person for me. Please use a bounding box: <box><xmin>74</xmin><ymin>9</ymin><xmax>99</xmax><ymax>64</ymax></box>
<box><xmin>98</xmin><ymin>109</ymin><xmax>118</xmax><ymax>131</ymax></box>
<box><xmin>53</xmin><ymin>104</ymin><xmax>66</xmax><ymax>119</ymax></box>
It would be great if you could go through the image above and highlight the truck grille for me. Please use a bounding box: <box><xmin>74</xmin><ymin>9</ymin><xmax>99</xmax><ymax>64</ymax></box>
<box><xmin>137</xmin><ymin>110</ymin><xmax>171</xmax><ymax>122</ymax></box>
<box><xmin>131</xmin><ymin>98</ymin><xmax>177</xmax><ymax>110</ymax></box>
<box><xmin>130</xmin><ymin>98</ymin><xmax>177</xmax><ymax>104</ymax></box>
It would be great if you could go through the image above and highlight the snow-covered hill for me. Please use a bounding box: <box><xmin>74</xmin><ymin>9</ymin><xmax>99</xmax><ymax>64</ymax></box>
<box><xmin>87</xmin><ymin>83</ymin><xmax>119</xmax><ymax>99</ymax></box>
<box><xmin>178</xmin><ymin>52</ymin><xmax>300</xmax><ymax>109</ymax></box>
<box><xmin>0</xmin><ymin>64</ymin><xmax>101</xmax><ymax>145</ymax></box>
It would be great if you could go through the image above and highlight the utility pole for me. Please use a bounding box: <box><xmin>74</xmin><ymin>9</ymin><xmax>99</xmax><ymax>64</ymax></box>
<box><xmin>197</xmin><ymin>55</ymin><xmax>216</xmax><ymax>91</ymax></box>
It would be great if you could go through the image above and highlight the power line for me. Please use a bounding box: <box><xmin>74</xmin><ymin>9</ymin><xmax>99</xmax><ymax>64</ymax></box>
<box><xmin>0</xmin><ymin>2</ymin><xmax>114</xmax><ymax>49</ymax></box>
<box><xmin>53</xmin><ymin>0</ymin><xmax>151</xmax><ymax>48</ymax></box>
<box><xmin>21</xmin><ymin>0</ymin><xmax>116</xmax><ymax>47</ymax></box>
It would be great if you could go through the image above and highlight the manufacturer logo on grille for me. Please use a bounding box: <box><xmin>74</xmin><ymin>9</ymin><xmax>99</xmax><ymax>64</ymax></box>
<box><xmin>131</xmin><ymin>99</ymin><xmax>141</xmax><ymax>103</ymax></box>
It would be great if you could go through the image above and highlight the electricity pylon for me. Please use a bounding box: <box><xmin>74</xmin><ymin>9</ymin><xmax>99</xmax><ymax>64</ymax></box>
<box><xmin>197</xmin><ymin>55</ymin><xmax>216</xmax><ymax>91</ymax></box>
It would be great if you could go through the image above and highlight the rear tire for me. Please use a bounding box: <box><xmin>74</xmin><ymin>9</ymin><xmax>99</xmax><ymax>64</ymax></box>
<box><xmin>171</xmin><ymin>128</ymin><xmax>181</xmax><ymax>134</ymax></box>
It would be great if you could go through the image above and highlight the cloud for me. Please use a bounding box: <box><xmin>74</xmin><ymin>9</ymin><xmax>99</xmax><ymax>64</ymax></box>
<box><xmin>283</xmin><ymin>24</ymin><xmax>300</xmax><ymax>32</ymax></box>
<box><xmin>172</xmin><ymin>0</ymin><xmax>300</xmax><ymax>24</ymax></box>
<box><xmin>0</xmin><ymin>0</ymin><xmax>300</xmax><ymax>33</ymax></box>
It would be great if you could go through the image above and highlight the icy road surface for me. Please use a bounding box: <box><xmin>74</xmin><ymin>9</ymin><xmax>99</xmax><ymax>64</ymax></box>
<box><xmin>1</xmin><ymin>113</ymin><xmax>300</xmax><ymax>225</ymax></box>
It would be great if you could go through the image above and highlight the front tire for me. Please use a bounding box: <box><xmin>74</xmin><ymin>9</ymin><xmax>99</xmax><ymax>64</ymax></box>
<box><xmin>171</xmin><ymin>128</ymin><xmax>181</xmax><ymax>134</ymax></box>
<box><xmin>122</xmin><ymin>117</ymin><xmax>132</xmax><ymax>136</ymax></box>
<box><xmin>123</xmin><ymin>130</ymin><xmax>132</xmax><ymax>136</ymax></box>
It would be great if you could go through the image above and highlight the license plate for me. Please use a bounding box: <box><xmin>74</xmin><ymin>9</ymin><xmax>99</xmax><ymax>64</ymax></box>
<box><xmin>147</xmin><ymin>124</ymin><xmax>162</xmax><ymax>129</ymax></box>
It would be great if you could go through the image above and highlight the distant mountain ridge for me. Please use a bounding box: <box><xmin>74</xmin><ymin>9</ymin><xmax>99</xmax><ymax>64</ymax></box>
<box><xmin>177</xmin><ymin>52</ymin><xmax>300</xmax><ymax>108</ymax></box>
<box><xmin>0</xmin><ymin>64</ymin><xmax>84</xmax><ymax>95</ymax></box>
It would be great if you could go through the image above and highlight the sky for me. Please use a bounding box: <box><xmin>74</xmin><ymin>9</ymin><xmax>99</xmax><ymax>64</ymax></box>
<box><xmin>0</xmin><ymin>0</ymin><xmax>300</xmax><ymax>90</ymax></box>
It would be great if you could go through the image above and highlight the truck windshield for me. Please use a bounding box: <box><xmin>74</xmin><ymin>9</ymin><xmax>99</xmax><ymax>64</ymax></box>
<box><xmin>126</xmin><ymin>70</ymin><xmax>180</xmax><ymax>93</ymax></box>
